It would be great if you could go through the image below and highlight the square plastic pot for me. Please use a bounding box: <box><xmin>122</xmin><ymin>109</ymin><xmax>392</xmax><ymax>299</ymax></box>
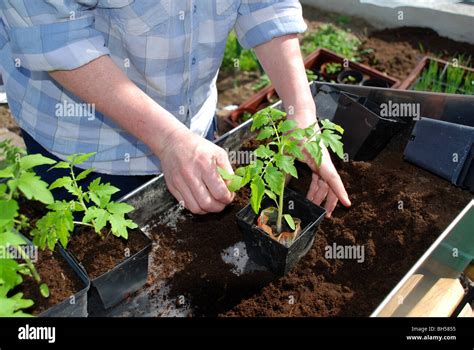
<box><xmin>236</xmin><ymin>188</ymin><xmax>326</xmax><ymax>276</ymax></box>
<box><xmin>39</xmin><ymin>246</ymin><xmax>90</xmax><ymax>317</ymax></box>
<box><xmin>74</xmin><ymin>227</ymin><xmax>152</xmax><ymax>310</ymax></box>
<box><xmin>404</xmin><ymin>118</ymin><xmax>474</xmax><ymax>192</ymax></box>
<box><xmin>16</xmin><ymin>233</ymin><xmax>90</xmax><ymax>317</ymax></box>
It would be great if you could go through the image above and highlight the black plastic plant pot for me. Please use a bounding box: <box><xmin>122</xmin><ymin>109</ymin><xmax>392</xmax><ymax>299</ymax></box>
<box><xmin>337</xmin><ymin>70</ymin><xmax>364</xmax><ymax>85</ymax></box>
<box><xmin>361</xmin><ymin>78</ymin><xmax>390</xmax><ymax>88</ymax></box>
<box><xmin>39</xmin><ymin>246</ymin><xmax>90</xmax><ymax>317</ymax></box>
<box><xmin>87</xmin><ymin>228</ymin><xmax>152</xmax><ymax>310</ymax></box>
<box><xmin>404</xmin><ymin>118</ymin><xmax>474</xmax><ymax>192</ymax></box>
<box><xmin>16</xmin><ymin>233</ymin><xmax>90</xmax><ymax>317</ymax></box>
<box><xmin>236</xmin><ymin>188</ymin><xmax>326</xmax><ymax>276</ymax></box>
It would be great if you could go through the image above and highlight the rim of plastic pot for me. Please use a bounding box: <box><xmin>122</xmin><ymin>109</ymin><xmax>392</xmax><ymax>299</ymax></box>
<box><xmin>337</xmin><ymin>70</ymin><xmax>364</xmax><ymax>84</ymax></box>
<box><xmin>236</xmin><ymin>187</ymin><xmax>327</xmax><ymax>249</ymax></box>
<box><xmin>361</xmin><ymin>78</ymin><xmax>391</xmax><ymax>88</ymax></box>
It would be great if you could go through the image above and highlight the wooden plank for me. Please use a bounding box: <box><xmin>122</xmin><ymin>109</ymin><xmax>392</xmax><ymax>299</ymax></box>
<box><xmin>378</xmin><ymin>274</ymin><xmax>424</xmax><ymax>317</ymax></box>
<box><xmin>408</xmin><ymin>278</ymin><xmax>464</xmax><ymax>317</ymax></box>
<box><xmin>464</xmin><ymin>263</ymin><xmax>474</xmax><ymax>281</ymax></box>
<box><xmin>457</xmin><ymin>303</ymin><xmax>473</xmax><ymax>317</ymax></box>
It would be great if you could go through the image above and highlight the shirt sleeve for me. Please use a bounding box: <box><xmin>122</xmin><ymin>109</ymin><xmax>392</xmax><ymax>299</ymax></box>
<box><xmin>235</xmin><ymin>0</ymin><xmax>307</xmax><ymax>49</ymax></box>
<box><xmin>0</xmin><ymin>0</ymin><xmax>110</xmax><ymax>71</ymax></box>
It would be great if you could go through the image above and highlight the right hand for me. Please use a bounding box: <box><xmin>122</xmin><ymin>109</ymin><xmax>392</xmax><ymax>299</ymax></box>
<box><xmin>159</xmin><ymin>128</ymin><xmax>235</xmax><ymax>214</ymax></box>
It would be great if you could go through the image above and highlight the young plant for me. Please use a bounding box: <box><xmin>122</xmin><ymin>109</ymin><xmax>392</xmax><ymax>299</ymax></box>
<box><xmin>0</xmin><ymin>140</ymin><xmax>56</xmax><ymax>316</ymax></box>
<box><xmin>445</xmin><ymin>63</ymin><xmax>465</xmax><ymax>94</ymax></box>
<box><xmin>219</xmin><ymin>108</ymin><xmax>344</xmax><ymax>235</ymax></box>
<box><xmin>324</xmin><ymin>62</ymin><xmax>342</xmax><ymax>75</ymax></box>
<box><xmin>31</xmin><ymin>152</ymin><xmax>138</xmax><ymax>251</ymax></box>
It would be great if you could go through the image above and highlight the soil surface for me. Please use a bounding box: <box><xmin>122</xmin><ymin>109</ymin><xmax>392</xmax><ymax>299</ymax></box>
<box><xmin>147</xmin><ymin>125</ymin><xmax>471</xmax><ymax>317</ymax></box>
<box><xmin>19</xmin><ymin>249</ymin><xmax>83</xmax><ymax>315</ymax></box>
<box><xmin>68</xmin><ymin>226</ymin><xmax>149</xmax><ymax>279</ymax></box>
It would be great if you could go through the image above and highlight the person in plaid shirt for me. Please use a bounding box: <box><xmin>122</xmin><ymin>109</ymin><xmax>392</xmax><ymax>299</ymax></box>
<box><xmin>0</xmin><ymin>0</ymin><xmax>350</xmax><ymax>216</ymax></box>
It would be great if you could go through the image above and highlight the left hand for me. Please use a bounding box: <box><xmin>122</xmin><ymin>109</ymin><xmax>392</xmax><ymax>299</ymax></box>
<box><xmin>292</xmin><ymin>113</ymin><xmax>351</xmax><ymax>218</ymax></box>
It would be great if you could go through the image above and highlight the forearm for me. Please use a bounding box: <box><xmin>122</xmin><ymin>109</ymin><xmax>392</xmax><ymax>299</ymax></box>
<box><xmin>49</xmin><ymin>55</ymin><xmax>188</xmax><ymax>156</ymax></box>
<box><xmin>254</xmin><ymin>34</ymin><xmax>316</xmax><ymax>127</ymax></box>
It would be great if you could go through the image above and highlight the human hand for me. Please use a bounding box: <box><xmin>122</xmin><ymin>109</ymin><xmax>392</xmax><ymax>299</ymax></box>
<box><xmin>159</xmin><ymin>129</ymin><xmax>235</xmax><ymax>214</ymax></box>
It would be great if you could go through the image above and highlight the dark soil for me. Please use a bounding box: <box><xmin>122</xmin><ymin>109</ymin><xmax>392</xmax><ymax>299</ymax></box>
<box><xmin>68</xmin><ymin>226</ymin><xmax>149</xmax><ymax>279</ymax></box>
<box><xmin>19</xmin><ymin>249</ymin><xmax>83</xmax><ymax>315</ymax></box>
<box><xmin>359</xmin><ymin>27</ymin><xmax>474</xmax><ymax>81</ymax></box>
<box><xmin>148</xmin><ymin>125</ymin><xmax>471</xmax><ymax>317</ymax></box>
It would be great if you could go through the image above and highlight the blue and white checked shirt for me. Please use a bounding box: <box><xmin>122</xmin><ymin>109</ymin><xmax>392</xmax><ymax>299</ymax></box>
<box><xmin>0</xmin><ymin>0</ymin><xmax>306</xmax><ymax>175</ymax></box>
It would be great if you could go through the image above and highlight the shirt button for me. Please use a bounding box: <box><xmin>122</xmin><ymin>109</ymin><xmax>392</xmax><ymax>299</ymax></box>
<box><xmin>193</xmin><ymin>5</ymin><xmax>197</xmax><ymax>13</ymax></box>
<box><xmin>191</xmin><ymin>57</ymin><xmax>196</xmax><ymax>65</ymax></box>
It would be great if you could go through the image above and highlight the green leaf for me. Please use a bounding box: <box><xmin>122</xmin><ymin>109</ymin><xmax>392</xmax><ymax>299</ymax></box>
<box><xmin>83</xmin><ymin>207</ymin><xmax>109</xmax><ymax>233</ymax></box>
<box><xmin>76</xmin><ymin>168</ymin><xmax>94</xmax><ymax>181</ymax></box>
<box><xmin>18</xmin><ymin>154</ymin><xmax>56</xmax><ymax>171</ymax></box>
<box><xmin>0</xmin><ymin>200</ymin><xmax>19</xmax><ymax>227</ymax></box>
<box><xmin>264</xmin><ymin>189</ymin><xmax>278</xmax><ymax>206</ymax></box>
<box><xmin>0</xmin><ymin>231</ymin><xmax>26</xmax><ymax>247</ymax></box>
<box><xmin>67</xmin><ymin>152</ymin><xmax>96</xmax><ymax>166</ymax></box>
<box><xmin>284</xmin><ymin>140</ymin><xmax>305</xmax><ymax>161</ymax></box>
<box><xmin>287</xmin><ymin>128</ymin><xmax>306</xmax><ymax>141</ymax></box>
<box><xmin>49</xmin><ymin>161</ymin><xmax>70</xmax><ymax>170</ymax></box>
<box><xmin>217</xmin><ymin>167</ymin><xmax>243</xmax><ymax>192</ymax></box>
<box><xmin>251</xmin><ymin>112</ymin><xmax>269</xmax><ymax>131</ymax></box>
<box><xmin>264</xmin><ymin>165</ymin><xmax>284</xmax><ymax>195</ymax></box>
<box><xmin>275</xmin><ymin>154</ymin><xmax>298</xmax><ymax>178</ymax></box>
<box><xmin>278</xmin><ymin>120</ymin><xmax>297</xmax><ymax>134</ymax></box>
<box><xmin>106</xmin><ymin>202</ymin><xmax>135</xmax><ymax>215</ymax></box>
<box><xmin>305</xmin><ymin>141</ymin><xmax>323</xmax><ymax>167</ymax></box>
<box><xmin>250</xmin><ymin>177</ymin><xmax>265</xmax><ymax>214</ymax></box>
<box><xmin>256</xmin><ymin>127</ymin><xmax>274</xmax><ymax>140</ymax></box>
<box><xmin>321</xmin><ymin>119</ymin><xmax>344</xmax><ymax>134</ymax></box>
<box><xmin>109</xmin><ymin>213</ymin><xmax>138</xmax><ymax>239</ymax></box>
<box><xmin>88</xmin><ymin>178</ymin><xmax>120</xmax><ymax>206</ymax></box>
<box><xmin>268</xmin><ymin>108</ymin><xmax>286</xmax><ymax>121</ymax></box>
<box><xmin>283</xmin><ymin>214</ymin><xmax>296</xmax><ymax>230</ymax></box>
<box><xmin>0</xmin><ymin>259</ymin><xmax>24</xmax><ymax>293</ymax></box>
<box><xmin>31</xmin><ymin>210</ymin><xmax>74</xmax><ymax>250</ymax></box>
<box><xmin>49</xmin><ymin>176</ymin><xmax>73</xmax><ymax>190</ymax></box>
<box><xmin>17</xmin><ymin>172</ymin><xmax>54</xmax><ymax>204</ymax></box>
<box><xmin>254</xmin><ymin>145</ymin><xmax>274</xmax><ymax>159</ymax></box>
<box><xmin>0</xmin><ymin>166</ymin><xmax>14</xmax><ymax>178</ymax></box>
<box><xmin>39</xmin><ymin>283</ymin><xmax>50</xmax><ymax>298</ymax></box>
<box><xmin>321</xmin><ymin>130</ymin><xmax>344</xmax><ymax>159</ymax></box>
<box><xmin>0</xmin><ymin>293</ymin><xmax>34</xmax><ymax>317</ymax></box>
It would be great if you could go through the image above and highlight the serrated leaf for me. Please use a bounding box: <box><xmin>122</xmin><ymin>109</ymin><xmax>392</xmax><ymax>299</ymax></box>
<box><xmin>251</xmin><ymin>112</ymin><xmax>269</xmax><ymax>131</ymax></box>
<box><xmin>287</xmin><ymin>128</ymin><xmax>306</xmax><ymax>140</ymax></box>
<box><xmin>67</xmin><ymin>152</ymin><xmax>96</xmax><ymax>166</ymax></box>
<box><xmin>49</xmin><ymin>176</ymin><xmax>73</xmax><ymax>190</ymax></box>
<box><xmin>0</xmin><ymin>293</ymin><xmax>34</xmax><ymax>317</ymax></box>
<box><xmin>256</xmin><ymin>127</ymin><xmax>274</xmax><ymax>140</ymax></box>
<box><xmin>218</xmin><ymin>167</ymin><xmax>243</xmax><ymax>192</ymax></box>
<box><xmin>88</xmin><ymin>178</ymin><xmax>119</xmax><ymax>206</ymax></box>
<box><xmin>76</xmin><ymin>168</ymin><xmax>94</xmax><ymax>181</ymax></box>
<box><xmin>306</xmin><ymin>141</ymin><xmax>323</xmax><ymax>165</ymax></box>
<box><xmin>17</xmin><ymin>172</ymin><xmax>54</xmax><ymax>204</ymax></box>
<box><xmin>106</xmin><ymin>202</ymin><xmax>135</xmax><ymax>215</ymax></box>
<box><xmin>31</xmin><ymin>209</ymin><xmax>73</xmax><ymax>249</ymax></box>
<box><xmin>321</xmin><ymin>119</ymin><xmax>344</xmax><ymax>134</ymax></box>
<box><xmin>321</xmin><ymin>130</ymin><xmax>344</xmax><ymax>159</ymax></box>
<box><xmin>275</xmin><ymin>154</ymin><xmax>298</xmax><ymax>178</ymax></box>
<box><xmin>18</xmin><ymin>154</ymin><xmax>56</xmax><ymax>171</ymax></box>
<box><xmin>109</xmin><ymin>213</ymin><xmax>137</xmax><ymax>239</ymax></box>
<box><xmin>250</xmin><ymin>177</ymin><xmax>265</xmax><ymax>214</ymax></box>
<box><xmin>284</xmin><ymin>140</ymin><xmax>305</xmax><ymax>161</ymax></box>
<box><xmin>264</xmin><ymin>165</ymin><xmax>284</xmax><ymax>195</ymax></box>
<box><xmin>254</xmin><ymin>145</ymin><xmax>274</xmax><ymax>159</ymax></box>
<box><xmin>49</xmin><ymin>161</ymin><xmax>70</xmax><ymax>170</ymax></box>
<box><xmin>278</xmin><ymin>120</ymin><xmax>297</xmax><ymax>134</ymax></box>
<box><xmin>283</xmin><ymin>214</ymin><xmax>296</xmax><ymax>230</ymax></box>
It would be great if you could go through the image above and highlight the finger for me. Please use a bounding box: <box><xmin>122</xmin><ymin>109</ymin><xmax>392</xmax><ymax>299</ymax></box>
<box><xmin>203</xmin><ymin>167</ymin><xmax>234</xmax><ymax>205</ymax></box>
<box><xmin>312</xmin><ymin>179</ymin><xmax>329</xmax><ymax>206</ymax></box>
<box><xmin>323</xmin><ymin>170</ymin><xmax>351</xmax><ymax>208</ymax></box>
<box><xmin>174</xmin><ymin>176</ymin><xmax>206</xmax><ymax>215</ymax></box>
<box><xmin>324</xmin><ymin>189</ymin><xmax>339</xmax><ymax>218</ymax></box>
<box><xmin>183</xmin><ymin>171</ymin><xmax>226</xmax><ymax>213</ymax></box>
<box><xmin>306</xmin><ymin>173</ymin><xmax>320</xmax><ymax>201</ymax></box>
